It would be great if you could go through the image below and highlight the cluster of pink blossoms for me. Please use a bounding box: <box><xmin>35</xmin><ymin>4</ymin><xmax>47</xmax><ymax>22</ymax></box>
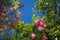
<box><xmin>31</xmin><ymin>33</ymin><xmax>36</xmax><ymax>39</ymax></box>
<box><xmin>34</xmin><ymin>19</ymin><xmax>46</xmax><ymax>31</ymax></box>
<box><xmin>42</xmin><ymin>35</ymin><xmax>47</xmax><ymax>40</ymax></box>
<box><xmin>0</xmin><ymin>6</ymin><xmax>21</xmax><ymax>30</ymax></box>
<box><xmin>31</xmin><ymin>19</ymin><xmax>47</xmax><ymax>40</ymax></box>
<box><xmin>31</xmin><ymin>33</ymin><xmax>47</xmax><ymax>40</ymax></box>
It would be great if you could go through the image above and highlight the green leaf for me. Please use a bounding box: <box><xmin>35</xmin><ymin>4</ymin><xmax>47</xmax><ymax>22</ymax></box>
<box><xmin>57</xmin><ymin>25</ymin><xmax>60</xmax><ymax>29</ymax></box>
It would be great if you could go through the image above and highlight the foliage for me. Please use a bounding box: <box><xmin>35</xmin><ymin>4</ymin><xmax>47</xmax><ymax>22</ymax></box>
<box><xmin>1</xmin><ymin>0</ymin><xmax>60</xmax><ymax>40</ymax></box>
<box><xmin>0</xmin><ymin>0</ymin><xmax>47</xmax><ymax>40</ymax></box>
<box><xmin>0</xmin><ymin>0</ymin><xmax>22</xmax><ymax>40</ymax></box>
<box><xmin>35</xmin><ymin>0</ymin><xmax>60</xmax><ymax>40</ymax></box>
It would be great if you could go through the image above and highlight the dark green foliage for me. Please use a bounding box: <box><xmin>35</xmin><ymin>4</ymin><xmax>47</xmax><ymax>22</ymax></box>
<box><xmin>35</xmin><ymin>0</ymin><xmax>60</xmax><ymax>40</ymax></box>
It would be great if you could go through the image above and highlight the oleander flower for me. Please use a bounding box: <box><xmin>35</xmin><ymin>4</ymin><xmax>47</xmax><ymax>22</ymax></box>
<box><xmin>31</xmin><ymin>33</ymin><xmax>36</xmax><ymax>39</ymax></box>
<box><xmin>4</xmin><ymin>8</ymin><xmax>8</xmax><ymax>13</ymax></box>
<box><xmin>1</xmin><ymin>13</ymin><xmax>6</xmax><ymax>16</ymax></box>
<box><xmin>41</xmin><ymin>35</ymin><xmax>47</xmax><ymax>40</ymax></box>
<box><xmin>34</xmin><ymin>19</ymin><xmax>40</xmax><ymax>25</ymax></box>
<box><xmin>4</xmin><ymin>26</ymin><xmax>10</xmax><ymax>30</ymax></box>
<box><xmin>39</xmin><ymin>20</ymin><xmax>46</xmax><ymax>27</ymax></box>
<box><xmin>37</xmin><ymin>26</ymin><xmax>44</xmax><ymax>31</ymax></box>
<box><xmin>40</xmin><ymin>21</ymin><xmax>44</xmax><ymax>26</ymax></box>
<box><xmin>39</xmin><ymin>19</ymin><xmax>44</xmax><ymax>26</ymax></box>
<box><xmin>43</xmin><ymin>24</ymin><xmax>46</xmax><ymax>28</ymax></box>
<box><xmin>13</xmin><ymin>19</ymin><xmax>18</xmax><ymax>26</ymax></box>
<box><xmin>40</xmin><ymin>19</ymin><xmax>44</xmax><ymax>22</ymax></box>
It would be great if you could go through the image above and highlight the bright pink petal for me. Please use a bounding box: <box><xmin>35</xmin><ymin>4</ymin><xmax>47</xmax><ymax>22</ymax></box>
<box><xmin>4</xmin><ymin>26</ymin><xmax>10</xmax><ymax>30</ymax></box>
<box><xmin>40</xmin><ymin>21</ymin><xmax>44</xmax><ymax>26</ymax></box>
<box><xmin>39</xmin><ymin>19</ymin><xmax>44</xmax><ymax>22</ymax></box>
<box><xmin>31</xmin><ymin>34</ymin><xmax>36</xmax><ymax>39</ymax></box>
<box><xmin>13</xmin><ymin>19</ymin><xmax>18</xmax><ymax>26</ymax></box>
<box><xmin>42</xmin><ymin>35</ymin><xmax>47</xmax><ymax>40</ymax></box>
<box><xmin>34</xmin><ymin>20</ymin><xmax>40</xmax><ymax>25</ymax></box>
<box><xmin>1</xmin><ymin>13</ymin><xmax>5</xmax><ymax>16</ymax></box>
<box><xmin>37</xmin><ymin>26</ymin><xmax>44</xmax><ymax>31</ymax></box>
<box><xmin>43</xmin><ymin>24</ymin><xmax>46</xmax><ymax>27</ymax></box>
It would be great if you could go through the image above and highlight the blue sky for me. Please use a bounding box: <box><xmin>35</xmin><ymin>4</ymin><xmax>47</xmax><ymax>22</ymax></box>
<box><xmin>20</xmin><ymin>0</ymin><xmax>44</xmax><ymax>23</ymax></box>
<box><xmin>20</xmin><ymin>0</ymin><xmax>34</xmax><ymax>23</ymax></box>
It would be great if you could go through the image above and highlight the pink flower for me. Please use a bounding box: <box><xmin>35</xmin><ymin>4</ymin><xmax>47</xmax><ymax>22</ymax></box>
<box><xmin>13</xmin><ymin>19</ymin><xmax>18</xmax><ymax>26</ymax></box>
<box><xmin>37</xmin><ymin>24</ymin><xmax>46</xmax><ymax>31</ymax></box>
<box><xmin>39</xmin><ymin>19</ymin><xmax>44</xmax><ymax>22</ymax></box>
<box><xmin>40</xmin><ymin>23</ymin><xmax>46</xmax><ymax>27</ymax></box>
<box><xmin>34</xmin><ymin>19</ymin><xmax>47</xmax><ymax>31</ymax></box>
<box><xmin>37</xmin><ymin>26</ymin><xmax>44</xmax><ymax>31</ymax></box>
<box><xmin>43</xmin><ymin>24</ymin><xmax>46</xmax><ymax>27</ymax></box>
<box><xmin>39</xmin><ymin>19</ymin><xmax>44</xmax><ymax>26</ymax></box>
<box><xmin>31</xmin><ymin>34</ymin><xmax>36</xmax><ymax>39</ymax></box>
<box><xmin>42</xmin><ymin>35</ymin><xmax>47</xmax><ymax>40</ymax></box>
<box><xmin>40</xmin><ymin>21</ymin><xmax>44</xmax><ymax>26</ymax></box>
<box><xmin>4</xmin><ymin>26</ymin><xmax>10</xmax><ymax>30</ymax></box>
<box><xmin>1</xmin><ymin>13</ymin><xmax>5</xmax><ymax>16</ymax></box>
<box><xmin>39</xmin><ymin>19</ymin><xmax>46</xmax><ymax>27</ymax></box>
<box><xmin>34</xmin><ymin>20</ymin><xmax>40</xmax><ymax>25</ymax></box>
<box><xmin>4</xmin><ymin>8</ymin><xmax>8</xmax><ymax>12</ymax></box>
